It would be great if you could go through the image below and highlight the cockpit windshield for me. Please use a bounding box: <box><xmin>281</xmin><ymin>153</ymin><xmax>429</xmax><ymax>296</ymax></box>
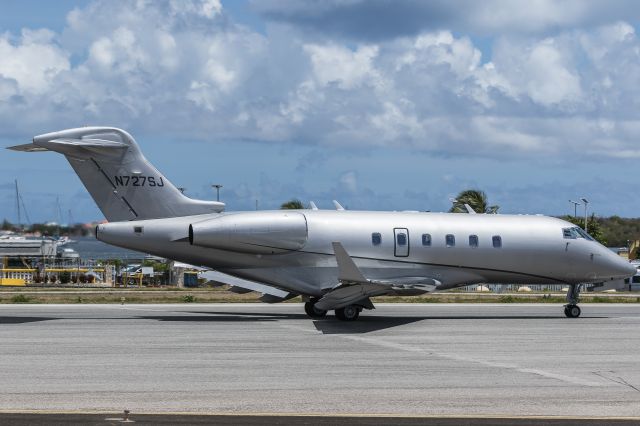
<box><xmin>562</xmin><ymin>226</ymin><xmax>594</xmax><ymax>241</ymax></box>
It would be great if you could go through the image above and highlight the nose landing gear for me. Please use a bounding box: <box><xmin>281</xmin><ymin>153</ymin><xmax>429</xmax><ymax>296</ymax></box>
<box><xmin>564</xmin><ymin>284</ymin><xmax>582</xmax><ymax>318</ymax></box>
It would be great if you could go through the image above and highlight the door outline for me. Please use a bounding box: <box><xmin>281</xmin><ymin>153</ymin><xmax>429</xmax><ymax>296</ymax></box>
<box><xmin>394</xmin><ymin>228</ymin><xmax>410</xmax><ymax>257</ymax></box>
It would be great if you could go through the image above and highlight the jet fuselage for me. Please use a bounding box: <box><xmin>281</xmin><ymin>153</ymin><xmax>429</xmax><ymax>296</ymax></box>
<box><xmin>96</xmin><ymin>209</ymin><xmax>634</xmax><ymax>297</ymax></box>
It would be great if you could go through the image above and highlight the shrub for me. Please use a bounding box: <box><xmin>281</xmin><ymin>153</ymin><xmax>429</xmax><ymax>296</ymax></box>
<box><xmin>182</xmin><ymin>295</ymin><xmax>195</xmax><ymax>303</ymax></box>
<box><xmin>11</xmin><ymin>294</ymin><xmax>30</xmax><ymax>303</ymax></box>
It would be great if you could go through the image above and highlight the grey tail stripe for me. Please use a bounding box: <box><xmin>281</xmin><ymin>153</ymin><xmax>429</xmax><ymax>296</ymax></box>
<box><xmin>90</xmin><ymin>158</ymin><xmax>117</xmax><ymax>189</ymax></box>
<box><xmin>121</xmin><ymin>197</ymin><xmax>138</xmax><ymax>218</ymax></box>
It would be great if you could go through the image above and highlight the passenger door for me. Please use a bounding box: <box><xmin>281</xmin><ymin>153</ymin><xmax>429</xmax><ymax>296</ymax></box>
<box><xmin>394</xmin><ymin>228</ymin><xmax>409</xmax><ymax>257</ymax></box>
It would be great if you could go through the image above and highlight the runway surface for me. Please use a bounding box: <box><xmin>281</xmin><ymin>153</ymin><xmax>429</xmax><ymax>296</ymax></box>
<box><xmin>0</xmin><ymin>303</ymin><xmax>639</xmax><ymax>421</ymax></box>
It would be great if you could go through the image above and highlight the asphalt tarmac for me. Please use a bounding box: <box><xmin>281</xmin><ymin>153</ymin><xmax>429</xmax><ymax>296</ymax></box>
<box><xmin>0</xmin><ymin>303</ymin><xmax>639</xmax><ymax>424</ymax></box>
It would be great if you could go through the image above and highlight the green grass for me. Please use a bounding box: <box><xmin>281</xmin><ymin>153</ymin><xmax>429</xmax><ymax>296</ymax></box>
<box><xmin>10</xmin><ymin>294</ymin><xmax>31</xmax><ymax>303</ymax></box>
<box><xmin>0</xmin><ymin>287</ymin><xmax>639</xmax><ymax>304</ymax></box>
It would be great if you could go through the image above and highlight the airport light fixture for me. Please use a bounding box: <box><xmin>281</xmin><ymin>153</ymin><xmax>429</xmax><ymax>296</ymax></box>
<box><xmin>580</xmin><ymin>198</ymin><xmax>589</xmax><ymax>232</ymax></box>
<box><xmin>212</xmin><ymin>184</ymin><xmax>223</xmax><ymax>202</ymax></box>
<box><xmin>569</xmin><ymin>200</ymin><xmax>581</xmax><ymax>217</ymax></box>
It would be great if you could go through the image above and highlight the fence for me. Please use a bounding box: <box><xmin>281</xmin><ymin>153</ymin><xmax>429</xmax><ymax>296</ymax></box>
<box><xmin>0</xmin><ymin>267</ymin><xmax>111</xmax><ymax>286</ymax></box>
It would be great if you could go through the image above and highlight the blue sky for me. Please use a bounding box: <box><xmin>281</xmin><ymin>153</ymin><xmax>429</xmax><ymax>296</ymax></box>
<box><xmin>1</xmin><ymin>0</ymin><xmax>639</xmax><ymax>224</ymax></box>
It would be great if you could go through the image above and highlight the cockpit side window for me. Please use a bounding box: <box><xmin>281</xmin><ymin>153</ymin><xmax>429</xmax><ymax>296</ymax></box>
<box><xmin>563</xmin><ymin>227</ymin><xmax>595</xmax><ymax>241</ymax></box>
<box><xmin>574</xmin><ymin>227</ymin><xmax>594</xmax><ymax>241</ymax></box>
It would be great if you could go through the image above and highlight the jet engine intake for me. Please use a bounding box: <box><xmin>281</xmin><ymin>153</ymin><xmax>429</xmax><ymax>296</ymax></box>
<box><xmin>189</xmin><ymin>211</ymin><xmax>308</xmax><ymax>254</ymax></box>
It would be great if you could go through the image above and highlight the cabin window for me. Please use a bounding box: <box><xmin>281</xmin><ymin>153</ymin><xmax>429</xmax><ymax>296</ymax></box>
<box><xmin>134</xmin><ymin>226</ymin><xmax>143</xmax><ymax>234</ymax></box>
<box><xmin>492</xmin><ymin>235</ymin><xmax>502</xmax><ymax>248</ymax></box>
<box><xmin>422</xmin><ymin>233</ymin><xmax>432</xmax><ymax>246</ymax></box>
<box><xmin>446</xmin><ymin>234</ymin><xmax>455</xmax><ymax>247</ymax></box>
<box><xmin>371</xmin><ymin>232</ymin><xmax>381</xmax><ymax>245</ymax></box>
<box><xmin>469</xmin><ymin>235</ymin><xmax>478</xmax><ymax>248</ymax></box>
<box><xmin>397</xmin><ymin>233</ymin><xmax>407</xmax><ymax>246</ymax></box>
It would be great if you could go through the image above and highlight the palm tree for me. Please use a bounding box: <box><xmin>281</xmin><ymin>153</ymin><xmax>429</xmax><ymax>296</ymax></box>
<box><xmin>449</xmin><ymin>189</ymin><xmax>499</xmax><ymax>214</ymax></box>
<box><xmin>280</xmin><ymin>199</ymin><xmax>305</xmax><ymax>209</ymax></box>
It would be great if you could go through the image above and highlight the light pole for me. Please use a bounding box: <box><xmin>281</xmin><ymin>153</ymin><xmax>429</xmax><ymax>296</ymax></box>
<box><xmin>569</xmin><ymin>200</ymin><xmax>581</xmax><ymax>218</ymax></box>
<box><xmin>580</xmin><ymin>197</ymin><xmax>589</xmax><ymax>232</ymax></box>
<box><xmin>212</xmin><ymin>184</ymin><xmax>223</xmax><ymax>202</ymax></box>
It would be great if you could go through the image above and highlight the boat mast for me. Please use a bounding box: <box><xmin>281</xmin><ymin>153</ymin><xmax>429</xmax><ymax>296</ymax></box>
<box><xmin>15</xmin><ymin>179</ymin><xmax>21</xmax><ymax>229</ymax></box>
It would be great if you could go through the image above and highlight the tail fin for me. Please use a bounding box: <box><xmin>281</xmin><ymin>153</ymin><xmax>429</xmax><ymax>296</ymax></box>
<box><xmin>8</xmin><ymin>127</ymin><xmax>224</xmax><ymax>221</ymax></box>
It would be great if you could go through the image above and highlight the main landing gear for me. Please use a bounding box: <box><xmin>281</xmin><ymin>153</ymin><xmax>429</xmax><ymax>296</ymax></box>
<box><xmin>304</xmin><ymin>299</ymin><xmax>363</xmax><ymax>321</ymax></box>
<box><xmin>304</xmin><ymin>298</ymin><xmax>328</xmax><ymax>319</ymax></box>
<box><xmin>564</xmin><ymin>284</ymin><xmax>582</xmax><ymax>318</ymax></box>
<box><xmin>334</xmin><ymin>305</ymin><xmax>360</xmax><ymax>321</ymax></box>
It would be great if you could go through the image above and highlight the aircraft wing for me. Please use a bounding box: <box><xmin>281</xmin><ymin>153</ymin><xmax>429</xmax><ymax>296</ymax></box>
<box><xmin>199</xmin><ymin>270</ymin><xmax>296</xmax><ymax>303</ymax></box>
<box><xmin>315</xmin><ymin>242</ymin><xmax>440</xmax><ymax>310</ymax></box>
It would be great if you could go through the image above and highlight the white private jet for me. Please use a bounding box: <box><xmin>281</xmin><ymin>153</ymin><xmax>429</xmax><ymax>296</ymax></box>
<box><xmin>9</xmin><ymin>127</ymin><xmax>635</xmax><ymax>321</ymax></box>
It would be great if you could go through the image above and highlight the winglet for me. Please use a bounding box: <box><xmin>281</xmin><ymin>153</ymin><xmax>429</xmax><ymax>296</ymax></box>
<box><xmin>309</xmin><ymin>201</ymin><xmax>319</xmax><ymax>210</ymax></box>
<box><xmin>332</xmin><ymin>200</ymin><xmax>345</xmax><ymax>211</ymax></box>
<box><xmin>332</xmin><ymin>242</ymin><xmax>367</xmax><ymax>283</ymax></box>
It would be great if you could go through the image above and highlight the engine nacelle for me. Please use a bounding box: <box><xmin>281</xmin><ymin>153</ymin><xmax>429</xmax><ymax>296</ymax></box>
<box><xmin>189</xmin><ymin>211</ymin><xmax>308</xmax><ymax>254</ymax></box>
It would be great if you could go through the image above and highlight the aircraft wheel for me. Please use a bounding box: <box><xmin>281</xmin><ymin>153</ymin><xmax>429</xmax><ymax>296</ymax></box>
<box><xmin>564</xmin><ymin>304</ymin><xmax>581</xmax><ymax>318</ymax></box>
<box><xmin>335</xmin><ymin>305</ymin><xmax>360</xmax><ymax>321</ymax></box>
<box><xmin>304</xmin><ymin>300</ymin><xmax>327</xmax><ymax>318</ymax></box>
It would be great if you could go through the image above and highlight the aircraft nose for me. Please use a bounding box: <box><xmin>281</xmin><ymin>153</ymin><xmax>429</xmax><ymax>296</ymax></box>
<box><xmin>610</xmin><ymin>255</ymin><xmax>636</xmax><ymax>278</ymax></box>
<box><xmin>596</xmin><ymin>247</ymin><xmax>637</xmax><ymax>279</ymax></box>
<box><xmin>622</xmin><ymin>261</ymin><xmax>637</xmax><ymax>277</ymax></box>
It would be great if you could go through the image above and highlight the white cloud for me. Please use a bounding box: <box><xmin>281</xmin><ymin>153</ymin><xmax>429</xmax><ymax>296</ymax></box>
<box><xmin>339</xmin><ymin>170</ymin><xmax>358</xmax><ymax>193</ymax></box>
<box><xmin>0</xmin><ymin>0</ymin><xmax>639</xmax><ymax>165</ymax></box>
<box><xmin>0</xmin><ymin>29</ymin><xmax>69</xmax><ymax>93</ymax></box>
<box><xmin>304</xmin><ymin>43</ymin><xmax>379</xmax><ymax>89</ymax></box>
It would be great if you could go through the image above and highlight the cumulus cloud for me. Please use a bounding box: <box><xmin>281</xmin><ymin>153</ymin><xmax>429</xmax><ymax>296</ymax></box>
<box><xmin>1</xmin><ymin>0</ymin><xmax>640</xmax><ymax>163</ymax></box>
<box><xmin>0</xmin><ymin>29</ymin><xmax>69</xmax><ymax>94</ymax></box>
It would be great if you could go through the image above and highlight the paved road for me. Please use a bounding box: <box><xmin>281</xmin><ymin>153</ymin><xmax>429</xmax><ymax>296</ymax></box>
<box><xmin>0</xmin><ymin>303</ymin><xmax>639</xmax><ymax>419</ymax></box>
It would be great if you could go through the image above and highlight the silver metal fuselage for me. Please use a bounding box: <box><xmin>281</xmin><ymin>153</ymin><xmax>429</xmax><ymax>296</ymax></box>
<box><xmin>97</xmin><ymin>209</ymin><xmax>635</xmax><ymax>297</ymax></box>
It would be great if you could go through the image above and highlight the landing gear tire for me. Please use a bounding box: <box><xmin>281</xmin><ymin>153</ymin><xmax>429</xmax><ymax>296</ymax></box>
<box><xmin>564</xmin><ymin>304</ymin><xmax>581</xmax><ymax>318</ymax></box>
<box><xmin>304</xmin><ymin>299</ymin><xmax>327</xmax><ymax>319</ymax></box>
<box><xmin>335</xmin><ymin>305</ymin><xmax>360</xmax><ymax>321</ymax></box>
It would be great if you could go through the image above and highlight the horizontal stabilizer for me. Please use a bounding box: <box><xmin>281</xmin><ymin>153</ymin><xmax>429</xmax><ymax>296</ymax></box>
<box><xmin>7</xmin><ymin>143</ymin><xmax>49</xmax><ymax>152</ymax></box>
<box><xmin>8</xmin><ymin>138</ymin><xmax>127</xmax><ymax>155</ymax></box>
<box><xmin>199</xmin><ymin>270</ymin><xmax>291</xmax><ymax>299</ymax></box>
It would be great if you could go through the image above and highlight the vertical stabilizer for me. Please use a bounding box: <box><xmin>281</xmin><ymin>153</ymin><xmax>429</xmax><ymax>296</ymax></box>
<box><xmin>8</xmin><ymin>127</ymin><xmax>224</xmax><ymax>221</ymax></box>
